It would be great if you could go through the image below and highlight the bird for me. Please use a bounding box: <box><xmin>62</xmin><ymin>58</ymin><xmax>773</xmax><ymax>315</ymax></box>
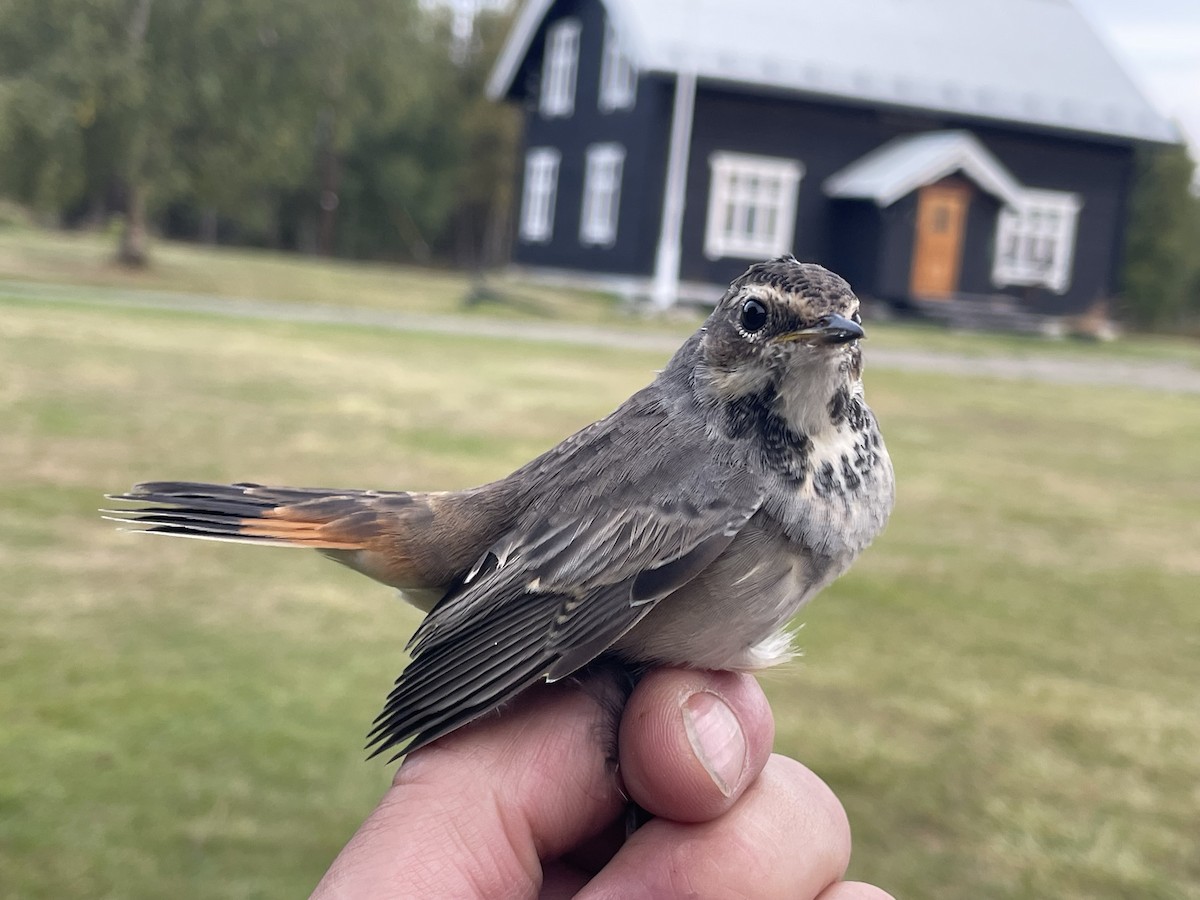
<box><xmin>106</xmin><ymin>256</ymin><xmax>894</xmax><ymax>761</ymax></box>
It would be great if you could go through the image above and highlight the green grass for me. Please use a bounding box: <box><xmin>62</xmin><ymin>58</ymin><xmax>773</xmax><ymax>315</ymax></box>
<box><xmin>2</xmin><ymin>285</ymin><xmax>1199</xmax><ymax>898</ymax></box>
<box><xmin>0</xmin><ymin>225</ymin><xmax>701</xmax><ymax>331</ymax></box>
<box><xmin>3</xmin><ymin>224</ymin><xmax>1199</xmax><ymax>371</ymax></box>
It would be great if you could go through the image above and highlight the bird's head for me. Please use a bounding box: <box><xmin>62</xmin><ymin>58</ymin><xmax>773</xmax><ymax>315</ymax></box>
<box><xmin>700</xmin><ymin>258</ymin><xmax>865</xmax><ymax>410</ymax></box>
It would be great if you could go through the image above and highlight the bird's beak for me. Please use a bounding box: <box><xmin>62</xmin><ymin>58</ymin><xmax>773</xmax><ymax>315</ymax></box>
<box><xmin>775</xmin><ymin>314</ymin><xmax>865</xmax><ymax>346</ymax></box>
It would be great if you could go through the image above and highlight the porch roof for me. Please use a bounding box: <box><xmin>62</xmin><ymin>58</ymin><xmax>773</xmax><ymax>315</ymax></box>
<box><xmin>823</xmin><ymin>131</ymin><xmax>1025</xmax><ymax>208</ymax></box>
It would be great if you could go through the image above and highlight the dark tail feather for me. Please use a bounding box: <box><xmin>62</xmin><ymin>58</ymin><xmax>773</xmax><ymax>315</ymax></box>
<box><xmin>103</xmin><ymin>481</ymin><xmax>377</xmax><ymax>550</ymax></box>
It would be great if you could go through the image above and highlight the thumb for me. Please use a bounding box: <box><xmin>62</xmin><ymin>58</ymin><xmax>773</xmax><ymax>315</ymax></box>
<box><xmin>619</xmin><ymin>669</ymin><xmax>775</xmax><ymax>823</ymax></box>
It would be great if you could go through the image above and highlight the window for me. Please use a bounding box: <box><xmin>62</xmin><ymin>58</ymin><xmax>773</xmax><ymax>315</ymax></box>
<box><xmin>992</xmin><ymin>189</ymin><xmax>1082</xmax><ymax>293</ymax></box>
<box><xmin>705</xmin><ymin>152</ymin><xmax>804</xmax><ymax>260</ymax></box>
<box><xmin>539</xmin><ymin>18</ymin><xmax>580</xmax><ymax>118</ymax></box>
<box><xmin>598</xmin><ymin>21</ymin><xmax>636</xmax><ymax>112</ymax></box>
<box><xmin>580</xmin><ymin>143</ymin><xmax>626</xmax><ymax>247</ymax></box>
<box><xmin>519</xmin><ymin>147</ymin><xmax>560</xmax><ymax>243</ymax></box>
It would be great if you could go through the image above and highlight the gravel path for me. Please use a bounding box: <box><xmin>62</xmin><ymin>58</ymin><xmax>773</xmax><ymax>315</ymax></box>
<box><xmin>6</xmin><ymin>278</ymin><xmax>1200</xmax><ymax>394</ymax></box>
<box><xmin>867</xmin><ymin>347</ymin><xmax>1200</xmax><ymax>393</ymax></box>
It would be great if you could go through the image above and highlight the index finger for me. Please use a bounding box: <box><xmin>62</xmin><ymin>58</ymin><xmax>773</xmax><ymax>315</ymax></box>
<box><xmin>310</xmin><ymin>678</ymin><xmax>622</xmax><ymax>899</ymax></box>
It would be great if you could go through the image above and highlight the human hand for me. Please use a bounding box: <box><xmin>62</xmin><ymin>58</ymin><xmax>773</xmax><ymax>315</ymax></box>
<box><xmin>310</xmin><ymin>668</ymin><xmax>892</xmax><ymax>899</ymax></box>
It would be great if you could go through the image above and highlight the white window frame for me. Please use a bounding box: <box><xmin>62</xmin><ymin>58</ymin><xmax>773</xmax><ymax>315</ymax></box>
<box><xmin>704</xmin><ymin>152</ymin><xmax>804</xmax><ymax>260</ymax></box>
<box><xmin>539</xmin><ymin>18</ymin><xmax>580</xmax><ymax>118</ymax></box>
<box><xmin>992</xmin><ymin>189</ymin><xmax>1082</xmax><ymax>294</ymax></box>
<box><xmin>519</xmin><ymin>147</ymin><xmax>560</xmax><ymax>243</ymax></box>
<box><xmin>598</xmin><ymin>20</ymin><xmax>636</xmax><ymax>112</ymax></box>
<box><xmin>579</xmin><ymin>143</ymin><xmax>626</xmax><ymax>247</ymax></box>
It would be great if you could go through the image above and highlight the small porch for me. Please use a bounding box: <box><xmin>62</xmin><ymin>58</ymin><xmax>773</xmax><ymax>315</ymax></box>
<box><xmin>824</xmin><ymin>131</ymin><xmax>1080</xmax><ymax>314</ymax></box>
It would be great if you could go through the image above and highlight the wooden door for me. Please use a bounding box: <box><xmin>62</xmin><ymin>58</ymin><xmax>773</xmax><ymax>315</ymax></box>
<box><xmin>910</xmin><ymin>183</ymin><xmax>970</xmax><ymax>298</ymax></box>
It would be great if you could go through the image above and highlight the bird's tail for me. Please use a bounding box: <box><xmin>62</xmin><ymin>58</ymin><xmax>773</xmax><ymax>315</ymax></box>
<box><xmin>104</xmin><ymin>480</ymin><xmax>511</xmax><ymax>595</ymax></box>
<box><xmin>104</xmin><ymin>481</ymin><xmax>383</xmax><ymax>549</ymax></box>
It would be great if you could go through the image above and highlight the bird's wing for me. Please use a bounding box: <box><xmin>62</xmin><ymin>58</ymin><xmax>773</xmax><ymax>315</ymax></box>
<box><xmin>368</xmin><ymin>391</ymin><xmax>763</xmax><ymax>758</ymax></box>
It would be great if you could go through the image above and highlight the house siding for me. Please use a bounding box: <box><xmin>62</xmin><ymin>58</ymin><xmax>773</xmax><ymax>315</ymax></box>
<box><xmin>682</xmin><ymin>86</ymin><xmax>1136</xmax><ymax>313</ymax></box>
<box><xmin>957</xmin><ymin>189</ymin><xmax>1004</xmax><ymax>297</ymax></box>
<box><xmin>827</xmin><ymin>201</ymin><xmax>882</xmax><ymax>297</ymax></box>
<box><xmin>500</xmin><ymin>3</ymin><xmax>1144</xmax><ymax>316</ymax></box>
<box><xmin>877</xmin><ymin>195</ymin><xmax>919</xmax><ymax>301</ymax></box>
<box><xmin>682</xmin><ymin>87</ymin><xmax>889</xmax><ymax>287</ymax></box>
<box><xmin>970</xmin><ymin>124</ymin><xmax>1135</xmax><ymax>314</ymax></box>
<box><xmin>509</xmin><ymin>0</ymin><xmax>671</xmax><ymax>277</ymax></box>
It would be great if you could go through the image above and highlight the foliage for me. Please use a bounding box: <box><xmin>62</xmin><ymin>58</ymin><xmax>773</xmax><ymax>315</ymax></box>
<box><xmin>0</xmin><ymin>0</ymin><xmax>140</xmax><ymax>214</ymax></box>
<box><xmin>331</xmin><ymin>5</ymin><xmax>519</xmax><ymax>265</ymax></box>
<box><xmin>0</xmin><ymin>0</ymin><xmax>518</xmax><ymax>265</ymax></box>
<box><xmin>1121</xmin><ymin>143</ymin><xmax>1200</xmax><ymax>329</ymax></box>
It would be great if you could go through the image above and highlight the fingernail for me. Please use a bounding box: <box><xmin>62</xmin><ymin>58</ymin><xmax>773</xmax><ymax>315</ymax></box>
<box><xmin>681</xmin><ymin>690</ymin><xmax>746</xmax><ymax>797</ymax></box>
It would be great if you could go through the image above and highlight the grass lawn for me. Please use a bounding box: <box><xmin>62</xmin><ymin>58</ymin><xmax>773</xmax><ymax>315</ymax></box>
<box><xmin>0</xmin><ymin>225</ymin><xmax>699</xmax><ymax>331</ymax></box>
<box><xmin>2</xmin><ymin>283</ymin><xmax>1199</xmax><ymax>897</ymax></box>
<box><xmin>2</xmin><ymin>224</ymin><xmax>1198</xmax><ymax>370</ymax></box>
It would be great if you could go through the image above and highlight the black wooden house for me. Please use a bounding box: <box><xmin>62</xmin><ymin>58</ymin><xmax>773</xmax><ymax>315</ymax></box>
<box><xmin>486</xmin><ymin>0</ymin><xmax>1178</xmax><ymax>314</ymax></box>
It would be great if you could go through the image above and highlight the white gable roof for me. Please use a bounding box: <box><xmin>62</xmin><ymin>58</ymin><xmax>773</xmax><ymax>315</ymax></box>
<box><xmin>488</xmin><ymin>0</ymin><xmax>1178</xmax><ymax>144</ymax></box>
<box><xmin>824</xmin><ymin>131</ymin><xmax>1025</xmax><ymax>208</ymax></box>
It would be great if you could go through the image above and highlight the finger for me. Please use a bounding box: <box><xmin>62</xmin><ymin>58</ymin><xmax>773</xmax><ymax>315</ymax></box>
<box><xmin>539</xmin><ymin>861</ymin><xmax>592</xmax><ymax>899</ymax></box>
<box><xmin>618</xmin><ymin>669</ymin><xmax>773</xmax><ymax>822</ymax></box>
<box><xmin>576</xmin><ymin>755</ymin><xmax>852</xmax><ymax>900</ymax></box>
<box><xmin>311</xmin><ymin>679</ymin><xmax>623</xmax><ymax>900</ymax></box>
<box><xmin>816</xmin><ymin>882</ymin><xmax>896</xmax><ymax>900</ymax></box>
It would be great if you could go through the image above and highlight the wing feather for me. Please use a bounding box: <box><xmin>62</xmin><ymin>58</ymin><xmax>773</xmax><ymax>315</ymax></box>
<box><xmin>367</xmin><ymin>382</ymin><xmax>764</xmax><ymax>757</ymax></box>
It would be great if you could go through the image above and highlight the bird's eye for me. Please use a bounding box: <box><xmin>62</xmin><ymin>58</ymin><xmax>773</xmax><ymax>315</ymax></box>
<box><xmin>740</xmin><ymin>298</ymin><xmax>768</xmax><ymax>333</ymax></box>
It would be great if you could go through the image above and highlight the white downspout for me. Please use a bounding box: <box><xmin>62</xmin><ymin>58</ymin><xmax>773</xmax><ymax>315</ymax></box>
<box><xmin>651</xmin><ymin>70</ymin><xmax>697</xmax><ymax>310</ymax></box>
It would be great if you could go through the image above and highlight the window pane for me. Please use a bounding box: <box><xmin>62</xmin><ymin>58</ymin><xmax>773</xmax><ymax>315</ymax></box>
<box><xmin>599</xmin><ymin>21</ymin><xmax>637</xmax><ymax>111</ymax></box>
<box><xmin>521</xmin><ymin>149</ymin><xmax>558</xmax><ymax>242</ymax></box>
<box><xmin>705</xmin><ymin>153</ymin><xmax>803</xmax><ymax>259</ymax></box>
<box><xmin>541</xmin><ymin>20</ymin><xmax>579</xmax><ymax>117</ymax></box>
<box><xmin>580</xmin><ymin>145</ymin><xmax>624</xmax><ymax>245</ymax></box>
<box><xmin>992</xmin><ymin>192</ymin><xmax>1078</xmax><ymax>291</ymax></box>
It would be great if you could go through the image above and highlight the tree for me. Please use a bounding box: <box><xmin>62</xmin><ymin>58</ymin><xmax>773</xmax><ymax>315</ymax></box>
<box><xmin>444</xmin><ymin>5</ymin><xmax>520</xmax><ymax>270</ymax></box>
<box><xmin>306</xmin><ymin>0</ymin><xmax>457</xmax><ymax>259</ymax></box>
<box><xmin>320</xmin><ymin>2</ymin><xmax>518</xmax><ymax>266</ymax></box>
<box><xmin>1121</xmin><ymin>142</ymin><xmax>1200</xmax><ymax>329</ymax></box>
<box><xmin>0</xmin><ymin>0</ymin><xmax>141</xmax><ymax>222</ymax></box>
<box><xmin>0</xmin><ymin>0</ymin><xmax>257</xmax><ymax>262</ymax></box>
<box><xmin>0</xmin><ymin>0</ymin><xmax>518</xmax><ymax>267</ymax></box>
<box><xmin>158</xmin><ymin>0</ymin><xmax>334</xmax><ymax>246</ymax></box>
